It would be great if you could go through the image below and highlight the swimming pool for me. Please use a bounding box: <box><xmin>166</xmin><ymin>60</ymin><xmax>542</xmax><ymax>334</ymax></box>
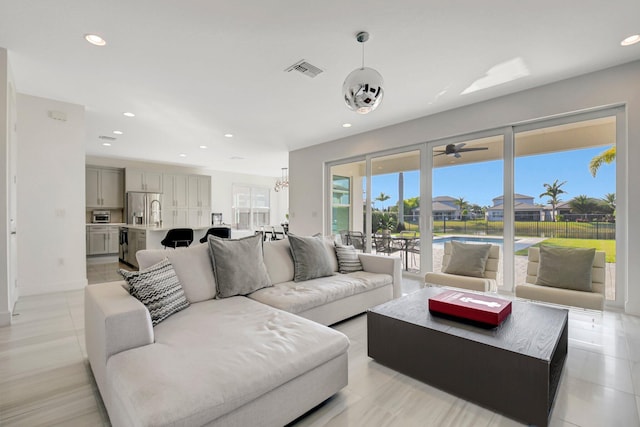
<box><xmin>433</xmin><ymin>236</ymin><xmax>532</xmax><ymax>252</ymax></box>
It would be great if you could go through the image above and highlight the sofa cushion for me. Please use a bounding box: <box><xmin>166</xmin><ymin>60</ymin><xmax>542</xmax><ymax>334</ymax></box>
<box><xmin>106</xmin><ymin>297</ymin><xmax>349</xmax><ymax>426</ymax></box>
<box><xmin>334</xmin><ymin>243</ymin><xmax>363</xmax><ymax>273</ymax></box>
<box><xmin>248</xmin><ymin>271</ymin><xmax>392</xmax><ymax>314</ymax></box>
<box><xmin>288</xmin><ymin>234</ymin><xmax>335</xmax><ymax>282</ymax></box>
<box><xmin>263</xmin><ymin>239</ymin><xmax>295</xmax><ymax>284</ymax></box>
<box><xmin>208</xmin><ymin>233</ymin><xmax>272</xmax><ymax>298</ymax></box>
<box><xmin>119</xmin><ymin>259</ymin><xmax>190</xmax><ymax>326</ymax></box>
<box><xmin>136</xmin><ymin>243</ymin><xmax>216</xmax><ymax>303</ymax></box>
<box><xmin>535</xmin><ymin>245</ymin><xmax>596</xmax><ymax>292</ymax></box>
<box><xmin>443</xmin><ymin>241</ymin><xmax>492</xmax><ymax>278</ymax></box>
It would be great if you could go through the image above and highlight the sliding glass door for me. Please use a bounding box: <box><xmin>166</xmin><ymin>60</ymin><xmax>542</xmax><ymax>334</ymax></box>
<box><xmin>325</xmin><ymin>107</ymin><xmax>625</xmax><ymax>307</ymax></box>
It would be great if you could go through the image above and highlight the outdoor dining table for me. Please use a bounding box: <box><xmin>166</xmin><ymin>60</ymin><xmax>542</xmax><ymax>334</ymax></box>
<box><xmin>391</xmin><ymin>235</ymin><xmax>419</xmax><ymax>271</ymax></box>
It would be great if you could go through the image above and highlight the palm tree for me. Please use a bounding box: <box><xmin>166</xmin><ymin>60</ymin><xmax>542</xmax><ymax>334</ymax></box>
<box><xmin>589</xmin><ymin>146</ymin><xmax>616</xmax><ymax>177</ymax></box>
<box><xmin>540</xmin><ymin>180</ymin><xmax>567</xmax><ymax>222</ymax></box>
<box><xmin>375</xmin><ymin>192</ymin><xmax>391</xmax><ymax>211</ymax></box>
<box><xmin>454</xmin><ymin>196</ymin><xmax>469</xmax><ymax>220</ymax></box>
<box><xmin>569</xmin><ymin>195</ymin><xmax>597</xmax><ymax>217</ymax></box>
<box><xmin>602</xmin><ymin>192</ymin><xmax>616</xmax><ymax>216</ymax></box>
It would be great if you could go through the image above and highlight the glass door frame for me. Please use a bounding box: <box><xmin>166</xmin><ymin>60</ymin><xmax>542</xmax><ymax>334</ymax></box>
<box><xmin>324</xmin><ymin>105</ymin><xmax>626</xmax><ymax>308</ymax></box>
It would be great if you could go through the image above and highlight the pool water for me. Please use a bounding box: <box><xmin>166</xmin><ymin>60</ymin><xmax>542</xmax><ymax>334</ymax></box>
<box><xmin>433</xmin><ymin>236</ymin><xmax>532</xmax><ymax>252</ymax></box>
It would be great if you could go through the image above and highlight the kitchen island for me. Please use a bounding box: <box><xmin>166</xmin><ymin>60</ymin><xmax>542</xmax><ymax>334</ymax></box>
<box><xmin>119</xmin><ymin>224</ymin><xmax>249</xmax><ymax>268</ymax></box>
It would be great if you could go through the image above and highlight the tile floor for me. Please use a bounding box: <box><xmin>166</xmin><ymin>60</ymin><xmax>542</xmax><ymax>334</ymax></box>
<box><xmin>1</xmin><ymin>273</ymin><xmax>639</xmax><ymax>426</ymax></box>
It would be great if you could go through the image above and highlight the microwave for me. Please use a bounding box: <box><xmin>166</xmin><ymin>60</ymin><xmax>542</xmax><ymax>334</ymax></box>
<box><xmin>92</xmin><ymin>210</ymin><xmax>111</xmax><ymax>223</ymax></box>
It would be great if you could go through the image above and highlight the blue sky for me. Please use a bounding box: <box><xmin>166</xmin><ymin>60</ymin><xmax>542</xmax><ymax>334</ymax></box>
<box><xmin>370</xmin><ymin>146</ymin><xmax>615</xmax><ymax>209</ymax></box>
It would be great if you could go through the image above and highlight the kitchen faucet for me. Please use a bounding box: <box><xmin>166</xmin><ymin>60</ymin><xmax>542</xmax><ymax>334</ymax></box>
<box><xmin>150</xmin><ymin>199</ymin><xmax>162</xmax><ymax>227</ymax></box>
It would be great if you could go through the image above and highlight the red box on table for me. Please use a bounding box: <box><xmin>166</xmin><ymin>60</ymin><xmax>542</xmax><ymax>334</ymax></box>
<box><xmin>428</xmin><ymin>290</ymin><xmax>512</xmax><ymax>326</ymax></box>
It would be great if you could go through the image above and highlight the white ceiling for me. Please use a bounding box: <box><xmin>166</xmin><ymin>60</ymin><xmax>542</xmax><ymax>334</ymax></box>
<box><xmin>1</xmin><ymin>1</ymin><xmax>639</xmax><ymax>177</ymax></box>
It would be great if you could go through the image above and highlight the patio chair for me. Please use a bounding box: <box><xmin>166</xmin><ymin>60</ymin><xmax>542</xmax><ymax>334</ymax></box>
<box><xmin>515</xmin><ymin>247</ymin><xmax>605</xmax><ymax>310</ymax></box>
<box><xmin>373</xmin><ymin>234</ymin><xmax>401</xmax><ymax>257</ymax></box>
<box><xmin>424</xmin><ymin>241</ymin><xmax>499</xmax><ymax>292</ymax></box>
<box><xmin>348</xmin><ymin>231</ymin><xmax>366</xmax><ymax>251</ymax></box>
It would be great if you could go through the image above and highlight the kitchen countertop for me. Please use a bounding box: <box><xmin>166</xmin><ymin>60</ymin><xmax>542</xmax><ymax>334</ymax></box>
<box><xmin>86</xmin><ymin>223</ymin><xmax>126</xmax><ymax>227</ymax></box>
<box><xmin>119</xmin><ymin>224</ymin><xmax>229</xmax><ymax>232</ymax></box>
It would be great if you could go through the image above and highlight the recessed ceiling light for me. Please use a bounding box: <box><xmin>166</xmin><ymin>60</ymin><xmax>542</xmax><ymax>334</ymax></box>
<box><xmin>224</xmin><ymin>133</ymin><xmax>233</xmax><ymax>138</ymax></box>
<box><xmin>199</xmin><ymin>145</ymin><xmax>208</xmax><ymax>149</ymax></box>
<box><xmin>342</xmin><ymin>123</ymin><xmax>352</xmax><ymax>128</ymax></box>
<box><xmin>113</xmin><ymin>130</ymin><xmax>123</xmax><ymax>135</ymax></box>
<box><xmin>229</xmin><ymin>156</ymin><xmax>245</xmax><ymax>160</ymax></box>
<box><xmin>84</xmin><ymin>34</ymin><xmax>106</xmax><ymax>46</ymax></box>
<box><xmin>102</xmin><ymin>142</ymin><xmax>111</xmax><ymax>147</ymax></box>
<box><xmin>179</xmin><ymin>153</ymin><xmax>187</xmax><ymax>158</ymax></box>
<box><xmin>123</xmin><ymin>112</ymin><xmax>135</xmax><ymax>117</ymax></box>
<box><xmin>621</xmin><ymin>34</ymin><xmax>640</xmax><ymax>46</ymax></box>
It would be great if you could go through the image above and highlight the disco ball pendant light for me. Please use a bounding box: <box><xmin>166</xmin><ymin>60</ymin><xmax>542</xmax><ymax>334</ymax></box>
<box><xmin>343</xmin><ymin>31</ymin><xmax>384</xmax><ymax>114</ymax></box>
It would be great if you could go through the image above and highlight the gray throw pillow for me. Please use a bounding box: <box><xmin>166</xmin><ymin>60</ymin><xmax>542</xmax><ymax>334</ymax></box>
<box><xmin>119</xmin><ymin>259</ymin><xmax>190</xmax><ymax>326</ymax></box>
<box><xmin>535</xmin><ymin>246</ymin><xmax>595</xmax><ymax>292</ymax></box>
<box><xmin>334</xmin><ymin>243</ymin><xmax>364</xmax><ymax>274</ymax></box>
<box><xmin>208</xmin><ymin>233</ymin><xmax>272</xmax><ymax>298</ymax></box>
<box><xmin>442</xmin><ymin>241</ymin><xmax>492</xmax><ymax>278</ymax></box>
<box><xmin>288</xmin><ymin>234</ymin><xmax>335</xmax><ymax>282</ymax></box>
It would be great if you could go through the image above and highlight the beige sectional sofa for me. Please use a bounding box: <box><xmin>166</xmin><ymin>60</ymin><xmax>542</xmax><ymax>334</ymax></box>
<box><xmin>85</xmin><ymin>237</ymin><xmax>401</xmax><ymax>427</ymax></box>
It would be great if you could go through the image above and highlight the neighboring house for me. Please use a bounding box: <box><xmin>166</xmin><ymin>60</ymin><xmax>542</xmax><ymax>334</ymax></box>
<box><xmin>413</xmin><ymin>196</ymin><xmax>460</xmax><ymax>220</ymax></box>
<box><xmin>432</xmin><ymin>196</ymin><xmax>460</xmax><ymax>219</ymax></box>
<box><xmin>487</xmin><ymin>194</ymin><xmax>545</xmax><ymax>221</ymax></box>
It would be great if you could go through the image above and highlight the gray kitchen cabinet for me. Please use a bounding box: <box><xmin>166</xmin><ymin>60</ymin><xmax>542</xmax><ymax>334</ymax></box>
<box><xmin>188</xmin><ymin>175</ymin><xmax>211</xmax><ymax>209</ymax></box>
<box><xmin>126</xmin><ymin>169</ymin><xmax>163</xmax><ymax>193</ymax></box>
<box><xmin>163</xmin><ymin>174</ymin><xmax>189</xmax><ymax>209</ymax></box>
<box><xmin>126</xmin><ymin>228</ymin><xmax>146</xmax><ymax>268</ymax></box>
<box><xmin>86</xmin><ymin>167</ymin><xmax>124</xmax><ymax>208</ymax></box>
<box><xmin>163</xmin><ymin>208</ymin><xmax>189</xmax><ymax>228</ymax></box>
<box><xmin>188</xmin><ymin>208</ymin><xmax>210</xmax><ymax>227</ymax></box>
<box><xmin>87</xmin><ymin>225</ymin><xmax>120</xmax><ymax>255</ymax></box>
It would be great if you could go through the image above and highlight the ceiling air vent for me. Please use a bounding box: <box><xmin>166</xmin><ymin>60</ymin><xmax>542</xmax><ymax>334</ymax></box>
<box><xmin>284</xmin><ymin>59</ymin><xmax>324</xmax><ymax>78</ymax></box>
<box><xmin>98</xmin><ymin>135</ymin><xmax>116</xmax><ymax>141</ymax></box>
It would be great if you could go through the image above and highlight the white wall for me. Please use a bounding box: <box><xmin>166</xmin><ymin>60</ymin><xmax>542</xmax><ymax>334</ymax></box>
<box><xmin>290</xmin><ymin>60</ymin><xmax>640</xmax><ymax>315</ymax></box>
<box><xmin>17</xmin><ymin>94</ymin><xmax>86</xmax><ymax>296</ymax></box>
<box><xmin>0</xmin><ymin>48</ymin><xmax>9</xmax><ymax>325</ymax></box>
<box><xmin>85</xmin><ymin>156</ymin><xmax>289</xmax><ymax>228</ymax></box>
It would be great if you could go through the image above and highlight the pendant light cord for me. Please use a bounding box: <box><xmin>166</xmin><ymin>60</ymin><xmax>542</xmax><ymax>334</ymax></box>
<box><xmin>361</xmin><ymin>42</ymin><xmax>365</xmax><ymax>69</ymax></box>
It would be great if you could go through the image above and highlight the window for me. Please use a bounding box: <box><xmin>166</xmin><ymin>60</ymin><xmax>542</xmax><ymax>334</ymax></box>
<box><xmin>232</xmin><ymin>184</ymin><xmax>270</xmax><ymax>230</ymax></box>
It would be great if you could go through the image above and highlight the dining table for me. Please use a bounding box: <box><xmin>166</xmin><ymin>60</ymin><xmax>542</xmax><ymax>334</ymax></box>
<box><xmin>391</xmin><ymin>235</ymin><xmax>419</xmax><ymax>271</ymax></box>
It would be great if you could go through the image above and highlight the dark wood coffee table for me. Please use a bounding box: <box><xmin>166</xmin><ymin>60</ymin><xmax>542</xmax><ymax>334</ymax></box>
<box><xmin>367</xmin><ymin>287</ymin><xmax>568</xmax><ymax>427</ymax></box>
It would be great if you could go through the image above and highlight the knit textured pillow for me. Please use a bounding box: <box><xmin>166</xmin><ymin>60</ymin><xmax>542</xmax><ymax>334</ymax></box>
<box><xmin>334</xmin><ymin>243</ymin><xmax>364</xmax><ymax>274</ymax></box>
<box><xmin>119</xmin><ymin>259</ymin><xmax>190</xmax><ymax>326</ymax></box>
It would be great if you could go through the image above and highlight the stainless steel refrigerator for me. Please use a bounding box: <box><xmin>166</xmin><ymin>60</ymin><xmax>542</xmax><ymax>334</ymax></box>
<box><xmin>126</xmin><ymin>192</ymin><xmax>162</xmax><ymax>226</ymax></box>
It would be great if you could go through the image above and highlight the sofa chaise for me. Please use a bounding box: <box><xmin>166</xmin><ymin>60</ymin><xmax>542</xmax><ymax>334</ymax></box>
<box><xmin>85</xmin><ymin>235</ymin><xmax>401</xmax><ymax>426</ymax></box>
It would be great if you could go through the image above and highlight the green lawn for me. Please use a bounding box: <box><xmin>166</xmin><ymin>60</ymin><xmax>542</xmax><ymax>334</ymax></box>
<box><xmin>515</xmin><ymin>238</ymin><xmax>616</xmax><ymax>263</ymax></box>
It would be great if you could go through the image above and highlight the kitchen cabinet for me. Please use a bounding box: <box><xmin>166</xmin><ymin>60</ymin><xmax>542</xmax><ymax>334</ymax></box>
<box><xmin>127</xmin><ymin>228</ymin><xmax>147</xmax><ymax>268</ymax></box>
<box><xmin>86</xmin><ymin>167</ymin><xmax>124</xmax><ymax>208</ymax></box>
<box><xmin>163</xmin><ymin>174</ymin><xmax>189</xmax><ymax>209</ymax></box>
<box><xmin>126</xmin><ymin>169</ymin><xmax>163</xmax><ymax>193</ymax></box>
<box><xmin>87</xmin><ymin>225</ymin><xmax>120</xmax><ymax>255</ymax></box>
<box><xmin>163</xmin><ymin>208</ymin><xmax>189</xmax><ymax>228</ymax></box>
<box><xmin>188</xmin><ymin>209</ymin><xmax>210</xmax><ymax>227</ymax></box>
<box><xmin>188</xmin><ymin>175</ymin><xmax>211</xmax><ymax>209</ymax></box>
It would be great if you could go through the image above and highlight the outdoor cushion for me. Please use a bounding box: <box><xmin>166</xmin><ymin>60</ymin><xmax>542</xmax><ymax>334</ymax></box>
<box><xmin>535</xmin><ymin>245</ymin><xmax>595</xmax><ymax>292</ymax></box>
<box><xmin>442</xmin><ymin>241</ymin><xmax>492</xmax><ymax>278</ymax></box>
<box><xmin>208</xmin><ymin>233</ymin><xmax>272</xmax><ymax>298</ymax></box>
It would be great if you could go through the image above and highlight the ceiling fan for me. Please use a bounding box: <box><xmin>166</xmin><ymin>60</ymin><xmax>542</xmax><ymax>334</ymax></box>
<box><xmin>433</xmin><ymin>143</ymin><xmax>489</xmax><ymax>158</ymax></box>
